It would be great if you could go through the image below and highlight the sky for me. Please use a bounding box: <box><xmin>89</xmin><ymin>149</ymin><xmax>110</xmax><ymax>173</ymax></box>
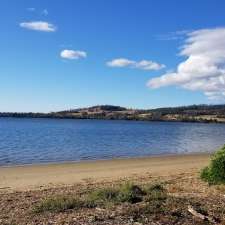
<box><xmin>1</xmin><ymin>0</ymin><xmax>225</xmax><ymax>112</ymax></box>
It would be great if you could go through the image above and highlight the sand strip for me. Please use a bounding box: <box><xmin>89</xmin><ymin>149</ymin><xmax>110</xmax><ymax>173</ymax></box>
<box><xmin>0</xmin><ymin>154</ymin><xmax>210</xmax><ymax>191</ymax></box>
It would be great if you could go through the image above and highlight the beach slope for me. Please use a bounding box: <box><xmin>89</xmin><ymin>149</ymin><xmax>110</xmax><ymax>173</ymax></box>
<box><xmin>0</xmin><ymin>153</ymin><xmax>210</xmax><ymax>191</ymax></box>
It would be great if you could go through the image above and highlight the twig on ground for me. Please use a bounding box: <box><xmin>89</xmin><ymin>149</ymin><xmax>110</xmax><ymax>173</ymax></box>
<box><xmin>188</xmin><ymin>205</ymin><xmax>217</xmax><ymax>224</ymax></box>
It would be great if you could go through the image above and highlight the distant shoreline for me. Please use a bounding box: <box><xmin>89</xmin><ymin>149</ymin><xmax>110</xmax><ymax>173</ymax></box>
<box><xmin>0</xmin><ymin>153</ymin><xmax>211</xmax><ymax>191</ymax></box>
<box><xmin>1</xmin><ymin>104</ymin><xmax>225</xmax><ymax>123</ymax></box>
<box><xmin>0</xmin><ymin>115</ymin><xmax>225</xmax><ymax>124</ymax></box>
<box><xmin>0</xmin><ymin>116</ymin><xmax>225</xmax><ymax>124</ymax></box>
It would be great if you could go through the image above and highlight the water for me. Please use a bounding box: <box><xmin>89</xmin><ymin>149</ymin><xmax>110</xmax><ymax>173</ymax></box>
<box><xmin>0</xmin><ymin>118</ymin><xmax>225</xmax><ymax>166</ymax></box>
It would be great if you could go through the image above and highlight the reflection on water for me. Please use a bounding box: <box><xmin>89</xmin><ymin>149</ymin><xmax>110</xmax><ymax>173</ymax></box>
<box><xmin>0</xmin><ymin>118</ymin><xmax>225</xmax><ymax>166</ymax></box>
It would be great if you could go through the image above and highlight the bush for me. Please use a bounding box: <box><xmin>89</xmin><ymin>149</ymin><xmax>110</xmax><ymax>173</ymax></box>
<box><xmin>87</xmin><ymin>187</ymin><xmax>119</xmax><ymax>204</ymax></box>
<box><xmin>34</xmin><ymin>183</ymin><xmax>167</xmax><ymax>214</ymax></box>
<box><xmin>33</xmin><ymin>196</ymin><xmax>85</xmax><ymax>213</ymax></box>
<box><xmin>117</xmin><ymin>182</ymin><xmax>144</xmax><ymax>203</ymax></box>
<box><xmin>145</xmin><ymin>183</ymin><xmax>165</xmax><ymax>193</ymax></box>
<box><xmin>201</xmin><ymin>145</ymin><xmax>225</xmax><ymax>185</ymax></box>
<box><xmin>145</xmin><ymin>183</ymin><xmax>167</xmax><ymax>201</ymax></box>
<box><xmin>88</xmin><ymin>183</ymin><xmax>145</xmax><ymax>204</ymax></box>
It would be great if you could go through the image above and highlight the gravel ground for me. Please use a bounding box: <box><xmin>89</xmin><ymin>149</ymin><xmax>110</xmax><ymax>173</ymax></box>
<box><xmin>1</xmin><ymin>170</ymin><xmax>225</xmax><ymax>225</ymax></box>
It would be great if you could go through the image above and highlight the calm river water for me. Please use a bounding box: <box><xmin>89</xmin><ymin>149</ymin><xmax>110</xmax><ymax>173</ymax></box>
<box><xmin>0</xmin><ymin>118</ymin><xmax>225</xmax><ymax>166</ymax></box>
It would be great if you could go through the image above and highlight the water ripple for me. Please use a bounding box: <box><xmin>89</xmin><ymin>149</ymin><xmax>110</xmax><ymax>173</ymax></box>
<box><xmin>0</xmin><ymin>118</ymin><xmax>225</xmax><ymax>166</ymax></box>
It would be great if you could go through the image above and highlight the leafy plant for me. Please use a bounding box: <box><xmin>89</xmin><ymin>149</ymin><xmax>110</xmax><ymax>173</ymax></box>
<box><xmin>201</xmin><ymin>145</ymin><xmax>225</xmax><ymax>185</ymax></box>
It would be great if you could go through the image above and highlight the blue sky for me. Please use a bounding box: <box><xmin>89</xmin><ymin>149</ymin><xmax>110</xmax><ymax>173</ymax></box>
<box><xmin>1</xmin><ymin>0</ymin><xmax>225</xmax><ymax>112</ymax></box>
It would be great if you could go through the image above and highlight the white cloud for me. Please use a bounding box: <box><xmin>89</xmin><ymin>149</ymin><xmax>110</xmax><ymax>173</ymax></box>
<box><xmin>107</xmin><ymin>58</ymin><xmax>135</xmax><ymax>67</ymax></box>
<box><xmin>148</xmin><ymin>27</ymin><xmax>225</xmax><ymax>100</ymax></box>
<box><xmin>20</xmin><ymin>21</ymin><xmax>56</xmax><ymax>32</ymax></box>
<box><xmin>60</xmin><ymin>49</ymin><xmax>87</xmax><ymax>60</ymax></box>
<box><xmin>107</xmin><ymin>58</ymin><xmax>165</xmax><ymax>71</ymax></box>
<box><xmin>136</xmin><ymin>60</ymin><xmax>165</xmax><ymax>70</ymax></box>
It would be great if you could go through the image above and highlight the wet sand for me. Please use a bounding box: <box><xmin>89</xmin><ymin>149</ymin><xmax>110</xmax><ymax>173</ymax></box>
<box><xmin>0</xmin><ymin>153</ymin><xmax>210</xmax><ymax>191</ymax></box>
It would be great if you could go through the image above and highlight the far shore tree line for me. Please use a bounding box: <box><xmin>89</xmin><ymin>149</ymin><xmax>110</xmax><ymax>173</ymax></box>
<box><xmin>1</xmin><ymin>104</ymin><xmax>225</xmax><ymax>123</ymax></box>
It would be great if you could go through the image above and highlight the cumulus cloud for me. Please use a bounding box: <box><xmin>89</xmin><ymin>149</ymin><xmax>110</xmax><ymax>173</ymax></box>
<box><xmin>60</xmin><ymin>49</ymin><xmax>87</xmax><ymax>60</ymax></box>
<box><xmin>107</xmin><ymin>58</ymin><xmax>134</xmax><ymax>67</ymax></box>
<box><xmin>148</xmin><ymin>27</ymin><xmax>225</xmax><ymax>100</ymax></box>
<box><xmin>107</xmin><ymin>58</ymin><xmax>165</xmax><ymax>71</ymax></box>
<box><xmin>20</xmin><ymin>21</ymin><xmax>56</xmax><ymax>32</ymax></box>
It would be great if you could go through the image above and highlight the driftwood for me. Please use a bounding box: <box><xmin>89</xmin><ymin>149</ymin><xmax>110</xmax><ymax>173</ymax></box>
<box><xmin>95</xmin><ymin>207</ymin><xmax>106</xmax><ymax>212</ymax></box>
<box><xmin>188</xmin><ymin>205</ymin><xmax>217</xmax><ymax>224</ymax></box>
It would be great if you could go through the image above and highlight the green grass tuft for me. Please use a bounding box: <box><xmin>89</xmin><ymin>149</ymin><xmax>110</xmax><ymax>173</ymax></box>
<box><xmin>144</xmin><ymin>183</ymin><xmax>167</xmax><ymax>201</ymax></box>
<box><xmin>87</xmin><ymin>187</ymin><xmax>119</xmax><ymax>204</ymax></box>
<box><xmin>33</xmin><ymin>196</ymin><xmax>85</xmax><ymax>213</ymax></box>
<box><xmin>117</xmin><ymin>182</ymin><xmax>145</xmax><ymax>203</ymax></box>
<box><xmin>33</xmin><ymin>183</ymin><xmax>168</xmax><ymax>214</ymax></box>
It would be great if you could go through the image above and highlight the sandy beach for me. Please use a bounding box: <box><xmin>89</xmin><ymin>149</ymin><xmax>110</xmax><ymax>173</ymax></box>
<box><xmin>0</xmin><ymin>153</ymin><xmax>210</xmax><ymax>191</ymax></box>
<box><xmin>3</xmin><ymin>152</ymin><xmax>225</xmax><ymax>225</ymax></box>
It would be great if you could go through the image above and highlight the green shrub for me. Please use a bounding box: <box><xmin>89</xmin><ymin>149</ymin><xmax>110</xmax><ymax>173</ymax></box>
<box><xmin>145</xmin><ymin>183</ymin><xmax>167</xmax><ymax>201</ymax></box>
<box><xmin>145</xmin><ymin>183</ymin><xmax>165</xmax><ymax>193</ymax></box>
<box><xmin>33</xmin><ymin>183</ymin><xmax>166</xmax><ymax>214</ymax></box>
<box><xmin>88</xmin><ymin>184</ymin><xmax>145</xmax><ymax>204</ymax></box>
<box><xmin>201</xmin><ymin>145</ymin><xmax>225</xmax><ymax>185</ymax></box>
<box><xmin>87</xmin><ymin>187</ymin><xmax>119</xmax><ymax>203</ymax></box>
<box><xmin>200</xmin><ymin>166</ymin><xmax>211</xmax><ymax>181</ymax></box>
<box><xmin>33</xmin><ymin>196</ymin><xmax>85</xmax><ymax>213</ymax></box>
<box><xmin>117</xmin><ymin>182</ymin><xmax>144</xmax><ymax>203</ymax></box>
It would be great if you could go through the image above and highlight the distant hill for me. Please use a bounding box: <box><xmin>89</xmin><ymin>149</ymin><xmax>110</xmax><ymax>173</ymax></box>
<box><xmin>1</xmin><ymin>104</ymin><xmax>225</xmax><ymax>123</ymax></box>
<box><xmin>57</xmin><ymin>105</ymin><xmax>127</xmax><ymax>113</ymax></box>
